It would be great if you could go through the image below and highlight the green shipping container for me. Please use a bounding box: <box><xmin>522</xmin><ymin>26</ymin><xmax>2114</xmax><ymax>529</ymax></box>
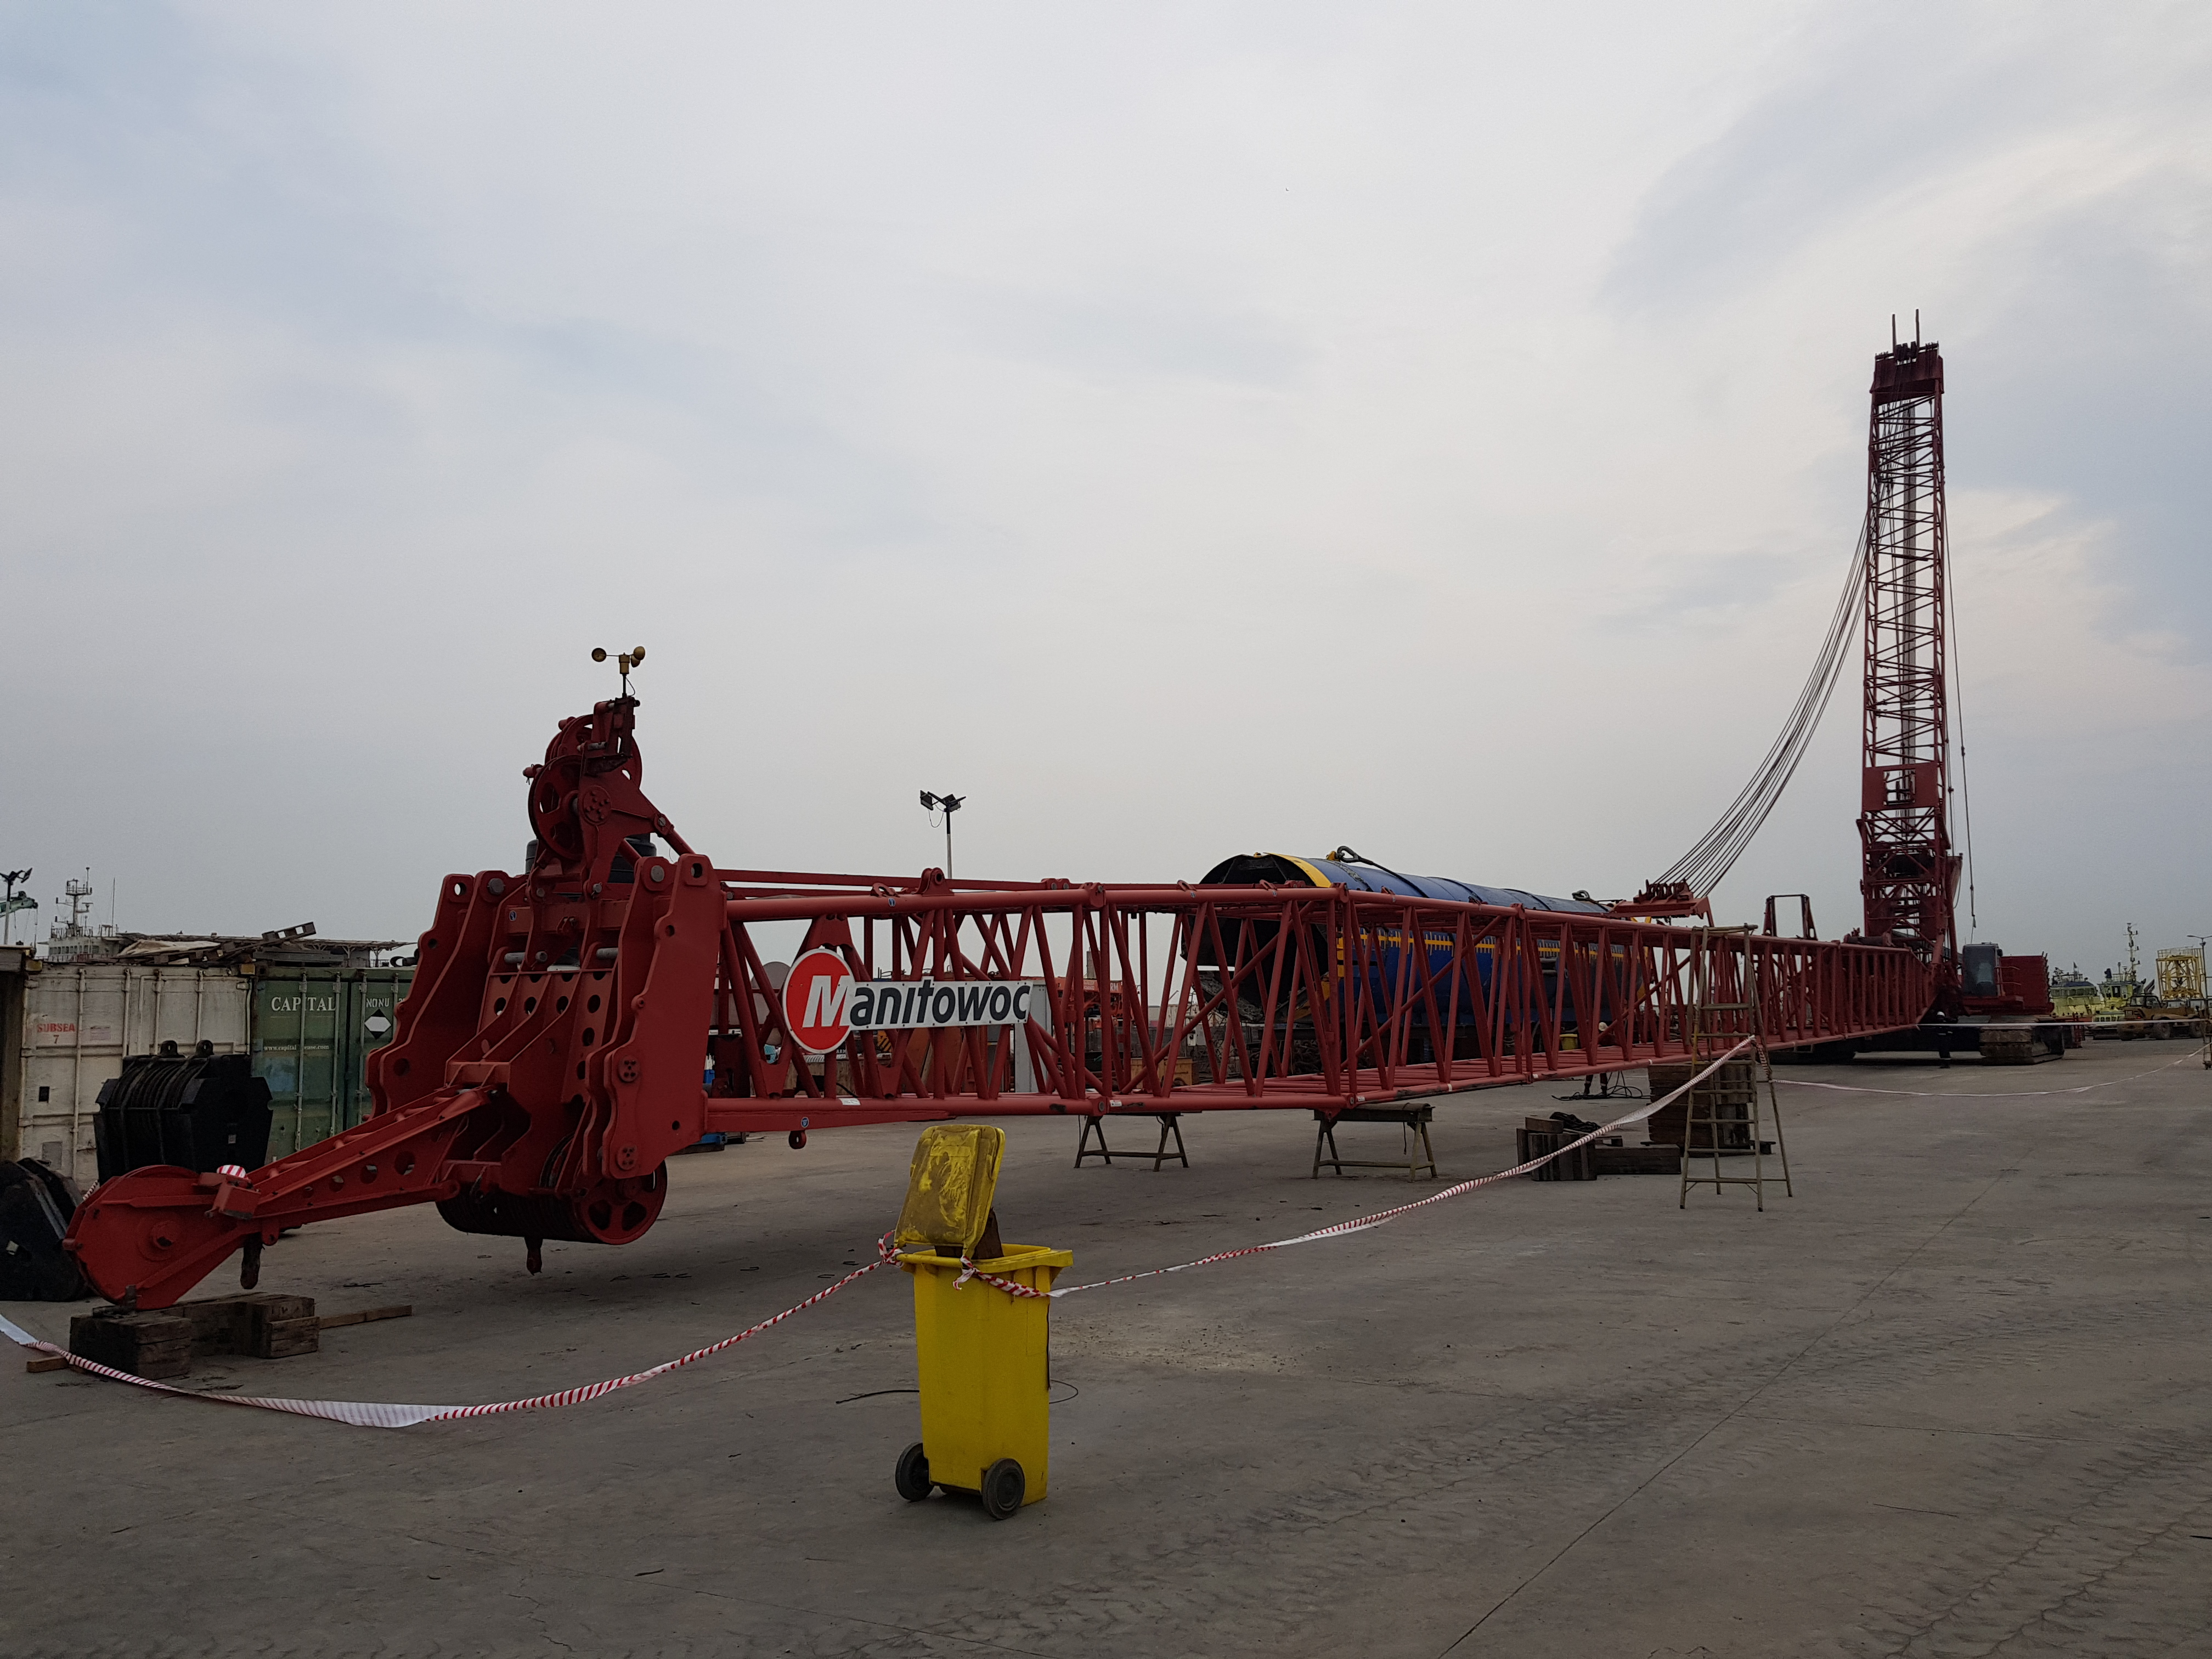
<box><xmin>251</xmin><ymin>967</ymin><xmax>415</xmax><ymax>1159</ymax></box>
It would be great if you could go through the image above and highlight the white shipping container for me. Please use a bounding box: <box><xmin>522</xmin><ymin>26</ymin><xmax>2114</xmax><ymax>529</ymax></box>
<box><xmin>18</xmin><ymin>963</ymin><xmax>251</xmax><ymax>1184</ymax></box>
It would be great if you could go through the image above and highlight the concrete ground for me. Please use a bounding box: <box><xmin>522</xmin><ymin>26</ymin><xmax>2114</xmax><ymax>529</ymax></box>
<box><xmin>7</xmin><ymin>1040</ymin><xmax>2211</xmax><ymax>1658</ymax></box>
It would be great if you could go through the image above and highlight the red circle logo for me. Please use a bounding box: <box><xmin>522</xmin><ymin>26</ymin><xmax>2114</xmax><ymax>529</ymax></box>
<box><xmin>781</xmin><ymin>948</ymin><xmax>857</xmax><ymax>1054</ymax></box>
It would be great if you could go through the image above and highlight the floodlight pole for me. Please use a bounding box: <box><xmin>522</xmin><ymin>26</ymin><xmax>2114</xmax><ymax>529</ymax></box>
<box><xmin>918</xmin><ymin>792</ymin><xmax>966</xmax><ymax>876</ymax></box>
<box><xmin>1</xmin><ymin>868</ymin><xmax>30</xmax><ymax>947</ymax></box>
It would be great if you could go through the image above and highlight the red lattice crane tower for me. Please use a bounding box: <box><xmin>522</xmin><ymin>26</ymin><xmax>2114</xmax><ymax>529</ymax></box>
<box><xmin>1856</xmin><ymin>329</ymin><xmax>1960</xmax><ymax>1001</ymax></box>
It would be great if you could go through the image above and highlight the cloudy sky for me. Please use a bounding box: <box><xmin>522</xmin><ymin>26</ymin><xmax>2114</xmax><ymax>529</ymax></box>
<box><xmin>2</xmin><ymin>2</ymin><xmax>2206</xmax><ymax>975</ymax></box>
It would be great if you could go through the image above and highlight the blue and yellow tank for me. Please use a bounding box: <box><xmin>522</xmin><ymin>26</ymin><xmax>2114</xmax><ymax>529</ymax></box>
<box><xmin>1198</xmin><ymin>851</ymin><xmax>1609</xmax><ymax>917</ymax></box>
<box><xmin>1194</xmin><ymin>851</ymin><xmax>1615</xmax><ymax>1037</ymax></box>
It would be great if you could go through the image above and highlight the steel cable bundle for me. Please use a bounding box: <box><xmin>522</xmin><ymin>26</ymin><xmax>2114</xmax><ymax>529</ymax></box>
<box><xmin>1657</xmin><ymin>516</ymin><xmax>1870</xmax><ymax>896</ymax></box>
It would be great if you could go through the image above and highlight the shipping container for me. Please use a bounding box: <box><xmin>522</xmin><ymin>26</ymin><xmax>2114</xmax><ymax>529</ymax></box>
<box><xmin>250</xmin><ymin>966</ymin><xmax>413</xmax><ymax>1158</ymax></box>
<box><xmin>15</xmin><ymin>963</ymin><xmax>252</xmax><ymax>1184</ymax></box>
<box><xmin>7</xmin><ymin>959</ymin><xmax>416</xmax><ymax>1180</ymax></box>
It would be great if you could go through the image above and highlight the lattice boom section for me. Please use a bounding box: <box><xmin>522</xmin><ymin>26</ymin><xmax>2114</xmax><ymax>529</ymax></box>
<box><xmin>701</xmin><ymin>881</ymin><xmax>1935</xmax><ymax>1135</ymax></box>
<box><xmin>1859</xmin><ymin>338</ymin><xmax>1959</xmax><ymax>959</ymax></box>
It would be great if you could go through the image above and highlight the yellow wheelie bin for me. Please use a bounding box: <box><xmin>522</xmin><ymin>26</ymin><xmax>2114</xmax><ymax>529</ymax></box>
<box><xmin>890</xmin><ymin>1125</ymin><xmax>1070</xmax><ymax>1520</ymax></box>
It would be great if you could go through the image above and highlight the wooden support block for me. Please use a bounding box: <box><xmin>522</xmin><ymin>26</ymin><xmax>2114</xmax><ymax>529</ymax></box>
<box><xmin>242</xmin><ymin>1295</ymin><xmax>319</xmax><ymax>1359</ymax></box>
<box><xmin>1645</xmin><ymin>1061</ymin><xmax>1757</xmax><ymax>1152</ymax></box>
<box><xmin>1516</xmin><ymin>1128</ymin><xmax>1596</xmax><ymax>1181</ymax></box>
<box><xmin>255</xmin><ymin>1316</ymin><xmax>321</xmax><ymax>1360</ymax></box>
<box><xmin>69</xmin><ymin>1311</ymin><xmax>196</xmax><ymax>1380</ymax></box>
<box><xmin>156</xmin><ymin>1293</ymin><xmax>320</xmax><ymax>1361</ymax></box>
<box><xmin>174</xmin><ymin>1297</ymin><xmax>252</xmax><ymax>1357</ymax></box>
<box><xmin>240</xmin><ymin>1291</ymin><xmax>315</xmax><ymax>1319</ymax></box>
<box><xmin>1593</xmin><ymin>1143</ymin><xmax>1683</xmax><ymax>1176</ymax></box>
<box><xmin>318</xmin><ymin>1305</ymin><xmax>414</xmax><ymax>1330</ymax></box>
<box><xmin>26</xmin><ymin>1355</ymin><xmax>69</xmax><ymax>1374</ymax></box>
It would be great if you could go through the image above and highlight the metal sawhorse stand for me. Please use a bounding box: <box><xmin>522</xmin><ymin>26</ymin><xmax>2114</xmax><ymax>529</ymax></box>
<box><xmin>1074</xmin><ymin>1113</ymin><xmax>1188</xmax><ymax>1170</ymax></box>
<box><xmin>1312</xmin><ymin>1105</ymin><xmax>1438</xmax><ymax>1181</ymax></box>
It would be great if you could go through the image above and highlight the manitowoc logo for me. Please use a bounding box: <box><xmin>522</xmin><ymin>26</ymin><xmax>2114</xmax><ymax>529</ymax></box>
<box><xmin>780</xmin><ymin>948</ymin><xmax>1042</xmax><ymax>1054</ymax></box>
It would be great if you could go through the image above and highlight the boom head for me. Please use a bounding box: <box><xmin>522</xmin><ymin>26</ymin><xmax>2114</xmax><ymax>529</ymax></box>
<box><xmin>65</xmin><ymin>695</ymin><xmax>724</xmax><ymax>1308</ymax></box>
<box><xmin>523</xmin><ymin>696</ymin><xmax>691</xmax><ymax>884</ymax></box>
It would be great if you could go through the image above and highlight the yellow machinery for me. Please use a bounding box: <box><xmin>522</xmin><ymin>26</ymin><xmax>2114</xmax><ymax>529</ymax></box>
<box><xmin>2081</xmin><ymin>932</ymin><xmax>2209</xmax><ymax>1039</ymax></box>
<box><xmin>2156</xmin><ymin>949</ymin><xmax>2207</xmax><ymax>1006</ymax></box>
<box><xmin>891</xmin><ymin>1125</ymin><xmax>1070</xmax><ymax>1520</ymax></box>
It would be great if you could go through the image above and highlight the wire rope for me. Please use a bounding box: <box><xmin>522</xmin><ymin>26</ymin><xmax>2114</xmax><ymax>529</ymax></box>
<box><xmin>1655</xmin><ymin>515</ymin><xmax>1870</xmax><ymax>896</ymax></box>
<box><xmin>1945</xmin><ymin>519</ymin><xmax>1978</xmax><ymax>936</ymax></box>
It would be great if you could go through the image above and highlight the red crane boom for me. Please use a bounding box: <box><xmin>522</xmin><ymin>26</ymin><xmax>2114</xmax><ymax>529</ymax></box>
<box><xmin>65</xmin><ymin>695</ymin><xmax>1936</xmax><ymax>1310</ymax></box>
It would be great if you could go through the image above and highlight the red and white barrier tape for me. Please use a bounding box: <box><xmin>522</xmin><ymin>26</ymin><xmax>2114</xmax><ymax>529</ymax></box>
<box><xmin>1</xmin><ymin>1237</ymin><xmax>902</xmax><ymax>1429</ymax></box>
<box><xmin>951</xmin><ymin>1257</ymin><xmax>1053</xmax><ymax>1299</ymax></box>
<box><xmin>1039</xmin><ymin>1039</ymin><xmax>1755</xmax><ymax>1299</ymax></box>
<box><xmin>1775</xmin><ymin>1048</ymin><xmax>2206</xmax><ymax>1100</ymax></box>
<box><xmin>0</xmin><ymin>1036</ymin><xmax>1810</xmax><ymax>1427</ymax></box>
<box><xmin>939</xmin><ymin>1038</ymin><xmax>2205</xmax><ymax>1302</ymax></box>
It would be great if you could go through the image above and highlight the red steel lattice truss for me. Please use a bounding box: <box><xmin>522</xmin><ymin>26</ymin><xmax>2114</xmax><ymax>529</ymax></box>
<box><xmin>1857</xmin><ymin>337</ymin><xmax>1961</xmax><ymax>988</ymax></box>
<box><xmin>67</xmin><ymin>696</ymin><xmax>1934</xmax><ymax>1309</ymax></box>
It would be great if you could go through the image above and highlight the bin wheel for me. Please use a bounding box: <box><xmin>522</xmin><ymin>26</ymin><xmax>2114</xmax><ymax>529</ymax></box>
<box><xmin>980</xmin><ymin>1458</ymin><xmax>1025</xmax><ymax>1520</ymax></box>
<box><xmin>894</xmin><ymin>1442</ymin><xmax>934</xmax><ymax>1502</ymax></box>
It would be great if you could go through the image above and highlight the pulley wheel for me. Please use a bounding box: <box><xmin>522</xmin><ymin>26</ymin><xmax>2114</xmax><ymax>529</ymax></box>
<box><xmin>574</xmin><ymin>1167</ymin><xmax>666</xmax><ymax>1244</ymax></box>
